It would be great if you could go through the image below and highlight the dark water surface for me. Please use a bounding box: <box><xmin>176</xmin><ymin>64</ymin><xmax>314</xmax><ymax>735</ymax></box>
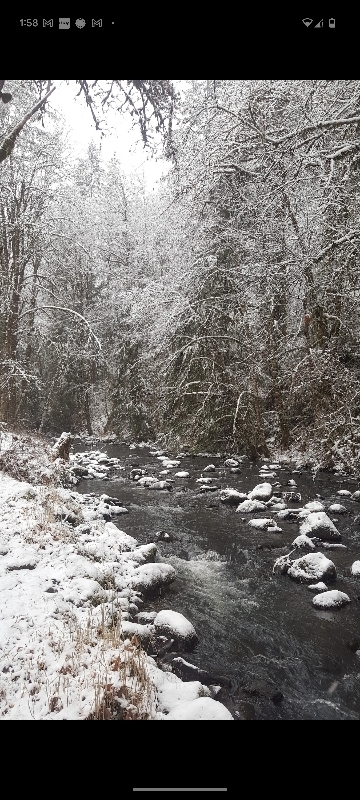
<box><xmin>74</xmin><ymin>442</ymin><xmax>360</xmax><ymax>720</ymax></box>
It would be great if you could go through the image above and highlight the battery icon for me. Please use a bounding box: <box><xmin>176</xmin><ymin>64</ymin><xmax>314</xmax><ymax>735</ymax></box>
<box><xmin>329</xmin><ymin>18</ymin><xmax>335</xmax><ymax>27</ymax></box>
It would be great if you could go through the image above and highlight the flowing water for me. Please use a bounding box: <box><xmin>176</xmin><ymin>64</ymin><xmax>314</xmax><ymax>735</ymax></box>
<box><xmin>74</xmin><ymin>442</ymin><xmax>360</xmax><ymax>720</ymax></box>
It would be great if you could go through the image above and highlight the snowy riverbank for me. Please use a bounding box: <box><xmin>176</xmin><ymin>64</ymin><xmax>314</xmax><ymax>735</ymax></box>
<box><xmin>0</xmin><ymin>431</ymin><xmax>233</xmax><ymax>720</ymax></box>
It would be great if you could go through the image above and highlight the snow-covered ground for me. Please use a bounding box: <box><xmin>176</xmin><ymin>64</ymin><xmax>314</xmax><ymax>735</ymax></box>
<box><xmin>0</xmin><ymin>433</ymin><xmax>233</xmax><ymax>720</ymax></box>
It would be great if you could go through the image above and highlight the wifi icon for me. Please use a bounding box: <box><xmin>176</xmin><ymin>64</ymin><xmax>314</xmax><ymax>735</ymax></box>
<box><xmin>302</xmin><ymin>18</ymin><xmax>313</xmax><ymax>26</ymax></box>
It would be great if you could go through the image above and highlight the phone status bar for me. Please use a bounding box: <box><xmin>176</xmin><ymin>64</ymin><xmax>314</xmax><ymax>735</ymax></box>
<box><xmin>19</xmin><ymin>19</ymin><xmax>116</xmax><ymax>28</ymax></box>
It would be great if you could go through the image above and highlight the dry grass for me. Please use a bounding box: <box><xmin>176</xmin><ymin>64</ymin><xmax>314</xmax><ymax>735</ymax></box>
<box><xmin>38</xmin><ymin>600</ymin><xmax>157</xmax><ymax>720</ymax></box>
<box><xmin>82</xmin><ymin>601</ymin><xmax>157</xmax><ymax>721</ymax></box>
<box><xmin>20</xmin><ymin>485</ymin><xmax>81</xmax><ymax>545</ymax></box>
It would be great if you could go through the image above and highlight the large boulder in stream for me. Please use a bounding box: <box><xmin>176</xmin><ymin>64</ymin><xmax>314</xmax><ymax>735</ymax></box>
<box><xmin>288</xmin><ymin>552</ymin><xmax>336</xmax><ymax>583</ymax></box>
<box><xmin>248</xmin><ymin>482</ymin><xmax>273</xmax><ymax>502</ymax></box>
<box><xmin>154</xmin><ymin>609</ymin><xmax>198</xmax><ymax>651</ymax></box>
<box><xmin>236</xmin><ymin>499</ymin><xmax>266</xmax><ymax>514</ymax></box>
<box><xmin>312</xmin><ymin>590</ymin><xmax>350</xmax><ymax>609</ymax></box>
<box><xmin>130</xmin><ymin>562</ymin><xmax>176</xmax><ymax>594</ymax></box>
<box><xmin>165</xmin><ymin>697</ymin><xmax>233</xmax><ymax>720</ymax></box>
<box><xmin>299</xmin><ymin>511</ymin><xmax>341</xmax><ymax>541</ymax></box>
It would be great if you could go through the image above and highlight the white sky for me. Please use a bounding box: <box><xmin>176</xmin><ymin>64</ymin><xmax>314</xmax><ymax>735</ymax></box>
<box><xmin>49</xmin><ymin>80</ymin><xmax>171</xmax><ymax>193</ymax></box>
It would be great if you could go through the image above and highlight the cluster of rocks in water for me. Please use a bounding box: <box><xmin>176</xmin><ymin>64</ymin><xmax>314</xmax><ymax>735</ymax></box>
<box><xmin>65</xmin><ymin>450</ymin><xmax>125</xmax><ymax>483</ymax></box>
<box><xmin>124</xmin><ymin>452</ymin><xmax>360</xmax><ymax>623</ymax></box>
<box><xmin>52</xmin><ymin>434</ymin><xmax>360</xmax><ymax>714</ymax></box>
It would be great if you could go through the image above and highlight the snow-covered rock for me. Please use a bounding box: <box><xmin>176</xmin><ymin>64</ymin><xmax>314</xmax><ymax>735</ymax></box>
<box><xmin>267</xmin><ymin>499</ymin><xmax>286</xmax><ymax>510</ymax></box>
<box><xmin>126</xmin><ymin>543</ymin><xmax>157</xmax><ymax>565</ymax></box>
<box><xmin>104</xmin><ymin>522</ymin><xmax>138</xmax><ymax>551</ymax></box>
<box><xmin>236</xmin><ymin>499</ymin><xmax>267</xmax><ymax>513</ymax></box>
<box><xmin>266</xmin><ymin>495</ymin><xmax>281</xmax><ymax>503</ymax></box>
<box><xmin>308</xmin><ymin>582</ymin><xmax>328</xmax><ymax>592</ymax></box>
<box><xmin>174</xmin><ymin>471</ymin><xmax>189</xmax><ymax>478</ymax></box>
<box><xmin>165</xmin><ymin>697</ymin><xmax>234</xmax><ymax>720</ymax></box>
<box><xmin>147</xmin><ymin>480</ymin><xmax>172</xmax><ymax>490</ymax></box>
<box><xmin>130</xmin><ymin>468</ymin><xmax>146</xmax><ymax>480</ymax></box>
<box><xmin>63</xmin><ymin>577</ymin><xmax>107</xmax><ymax>606</ymax></box>
<box><xmin>337</xmin><ymin>490</ymin><xmax>351</xmax><ymax>497</ymax></box>
<box><xmin>299</xmin><ymin>512</ymin><xmax>341</xmax><ymax>541</ymax></box>
<box><xmin>351</xmin><ymin>491</ymin><xmax>360</xmax><ymax>501</ymax></box>
<box><xmin>170</xmin><ymin>657</ymin><xmax>210</xmax><ymax>683</ymax></box>
<box><xmin>196</xmin><ymin>477</ymin><xmax>213</xmax><ymax>484</ymax></box>
<box><xmin>312</xmin><ymin>590</ymin><xmax>350</xmax><ymax>609</ymax></box>
<box><xmin>97</xmin><ymin>501</ymin><xmax>128</xmax><ymax>516</ymax></box>
<box><xmin>292</xmin><ymin>534</ymin><xmax>316</xmax><ymax>550</ymax></box>
<box><xmin>87</xmin><ymin>468</ymin><xmax>107</xmax><ymax>479</ymax></box>
<box><xmin>154</xmin><ymin>609</ymin><xmax>197</xmax><ymax>650</ymax></box>
<box><xmin>248</xmin><ymin>482</ymin><xmax>272</xmax><ymax>502</ymax></box>
<box><xmin>203</xmin><ymin>464</ymin><xmax>216</xmax><ymax>472</ymax></box>
<box><xmin>148</xmin><ymin>666</ymin><xmax>211</xmax><ymax>715</ymax></box>
<box><xmin>321</xmin><ymin>542</ymin><xmax>347</xmax><ymax>550</ymax></box>
<box><xmin>136</xmin><ymin>611</ymin><xmax>157</xmax><ymax>624</ymax></box>
<box><xmin>121</xmin><ymin>621</ymin><xmax>153</xmax><ymax>645</ymax></box>
<box><xmin>136</xmin><ymin>476</ymin><xmax>159</xmax><ymax>487</ymax></box>
<box><xmin>248</xmin><ymin>518</ymin><xmax>275</xmax><ymax>530</ymax></box>
<box><xmin>328</xmin><ymin>504</ymin><xmax>347</xmax><ymax>514</ymax></box>
<box><xmin>288</xmin><ymin>552</ymin><xmax>336</xmax><ymax>583</ymax></box>
<box><xmin>161</xmin><ymin>459</ymin><xmax>180</xmax><ymax>468</ymax></box>
<box><xmin>303</xmin><ymin>501</ymin><xmax>325</xmax><ymax>512</ymax></box>
<box><xmin>130</xmin><ymin>563</ymin><xmax>176</xmax><ymax>594</ymax></box>
<box><xmin>220</xmin><ymin>488</ymin><xmax>248</xmax><ymax>505</ymax></box>
<box><xmin>224</xmin><ymin>459</ymin><xmax>239</xmax><ymax>468</ymax></box>
<box><xmin>351</xmin><ymin>561</ymin><xmax>360</xmax><ymax>576</ymax></box>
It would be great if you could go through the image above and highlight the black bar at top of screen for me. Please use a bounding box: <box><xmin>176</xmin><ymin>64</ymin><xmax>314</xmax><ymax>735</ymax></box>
<box><xmin>132</xmin><ymin>790</ymin><xmax>228</xmax><ymax>793</ymax></box>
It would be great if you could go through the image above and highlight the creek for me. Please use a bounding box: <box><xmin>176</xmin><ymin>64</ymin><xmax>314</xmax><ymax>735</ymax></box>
<box><xmin>74</xmin><ymin>442</ymin><xmax>360</xmax><ymax>720</ymax></box>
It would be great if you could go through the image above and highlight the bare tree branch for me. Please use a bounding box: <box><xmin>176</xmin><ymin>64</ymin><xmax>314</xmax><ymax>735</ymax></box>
<box><xmin>0</xmin><ymin>85</ymin><xmax>56</xmax><ymax>165</ymax></box>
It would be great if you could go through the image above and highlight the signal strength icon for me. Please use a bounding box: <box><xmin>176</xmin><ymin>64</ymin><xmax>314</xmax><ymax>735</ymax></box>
<box><xmin>315</xmin><ymin>19</ymin><xmax>323</xmax><ymax>27</ymax></box>
<box><xmin>302</xmin><ymin>18</ymin><xmax>313</xmax><ymax>27</ymax></box>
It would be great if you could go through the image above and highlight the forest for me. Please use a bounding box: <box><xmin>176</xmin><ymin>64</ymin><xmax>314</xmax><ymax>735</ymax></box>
<box><xmin>1</xmin><ymin>79</ymin><xmax>360</xmax><ymax>474</ymax></box>
<box><xmin>1</xmin><ymin>80</ymin><xmax>360</xmax><ymax>725</ymax></box>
